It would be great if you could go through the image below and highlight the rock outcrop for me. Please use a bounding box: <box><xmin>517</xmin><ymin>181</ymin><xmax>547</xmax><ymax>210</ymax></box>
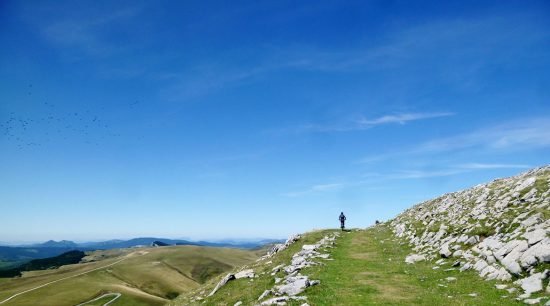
<box><xmin>208</xmin><ymin>235</ymin><xmax>301</xmax><ymax>298</ymax></box>
<box><xmin>390</xmin><ymin>166</ymin><xmax>550</xmax><ymax>301</ymax></box>
<box><xmin>257</xmin><ymin>232</ymin><xmax>339</xmax><ymax>305</ymax></box>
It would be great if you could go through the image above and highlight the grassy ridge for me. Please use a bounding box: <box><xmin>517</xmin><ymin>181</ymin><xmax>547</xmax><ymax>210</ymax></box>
<box><xmin>172</xmin><ymin>230</ymin><xmax>336</xmax><ymax>305</ymax></box>
<box><xmin>0</xmin><ymin>245</ymin><xmax>258</xmax><ymax>306</ymax></box>
<box><xmin>304</xmin><ymin>225</ymin><xmax>518</xmax><ymax>305</ymax></box>
<box><xmin>176</xmin><ymin>227</ymin><xmax>521</xmax><ymax>305</ymax></box>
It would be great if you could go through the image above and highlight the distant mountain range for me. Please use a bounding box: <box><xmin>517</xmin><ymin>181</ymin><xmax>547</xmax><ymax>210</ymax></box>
<box><xmin>33</xmin><ymin>240</ymin><xmax>79</xmax><ymax>248</ymax></box>
<box><xmin>0</xmin><ymin>237</ymin><xmax>284</xmax><ymax>268</ymax></box>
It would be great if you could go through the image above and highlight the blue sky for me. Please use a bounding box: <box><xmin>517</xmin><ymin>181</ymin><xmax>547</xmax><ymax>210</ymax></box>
<box><xmin>1</xmin><ymin>0</ymin><xmax>549</xmax><ymax>242</ymax></box>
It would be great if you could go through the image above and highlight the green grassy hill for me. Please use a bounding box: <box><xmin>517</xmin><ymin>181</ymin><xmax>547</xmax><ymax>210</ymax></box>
<box><xmin>172</xmin><ymin>167</ymin><xmax>549</xmax><ymax>306</ymax></box>
<box><xmin>2</xmin><ymin>167</ymin><xmax>547</xmax><ymax>305</ymax></box>
<box><xmin>0</xmin><ymin>245</ymin><xmax>258</xmax><ymax>306</ymax></box>
<box><xmin>172</xmin><ymin>227</ymin><xmax>523</xmax><ymax>306</ymax></box>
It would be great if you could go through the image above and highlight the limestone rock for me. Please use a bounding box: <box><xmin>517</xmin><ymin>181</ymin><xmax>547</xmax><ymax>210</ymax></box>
<box><xmin>523</xmin><ymin>229</ymin><xmax>547</xmax><ymax>245</ymax></box>
<box><xmin>523</xmin><ymin>298</ymin><xmax>542</xmax><ymax>305</ymax></box>
<box><xmin>405</xmin><ymin>254</ymin><xmax>426</xmax><ymax>264</ymax></box>
<box><xmin>258</xmin><ymin>289</ymin><xmax>272</xmax><ymax>301</ymax></box>
<box><xmin>440</xmin><ymin>243</ymin><xmax>452</xmax><ymax>258</ymax></box>
<box><xmin>515</xmin><ymin>272</ymin><xmax>546</xmax><ymax>294</ymax></box>
<box><xmin>261</xmin><ymin>296</ymin><xmax>289</xmax><ymax>305</ymax></box>
<box><xmin>208</xmin><ymin>273</ymin><xmax>236</xmax><ymax>297</ymax></box>
<box><xmin>235</xmin><ymin>269</ymin><xmax>255</xmax><ymax>279</ymax></box>
<box><xmin>387</xmin><ymin>167</ymin><xmax>550</xmax><ymax>304</ymax></box>
<box><xmin>276</xmin><ymin>275</ymin><xmax>310</xmax><ymax>296</ymax></box>
<box><xmin>520</xmin><ymin>240</ymin><xmax>550</xmax><ymax>268</ymax></box>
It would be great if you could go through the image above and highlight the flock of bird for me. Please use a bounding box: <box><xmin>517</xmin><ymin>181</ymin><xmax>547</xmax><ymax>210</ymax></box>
<box><xmin>0</xmin><ymin>88</ymin><xmax>140</xmax><ymax>150</ymax></box>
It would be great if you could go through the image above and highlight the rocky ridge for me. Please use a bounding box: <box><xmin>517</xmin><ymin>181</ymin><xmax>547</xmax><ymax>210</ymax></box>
<box><xmin>257</xmin><ymin>232</ymin><xmax>339</xmax><ymax>305</ymax></box>
<box><xmin>186</xmin><ymin>231</ymin><xmax>340</xmax><ymax>305</ymax></box>
<box><xmin>391</xmin><ymin>166</ymin><xmax>550</xmax><ymax>304</ymax></box>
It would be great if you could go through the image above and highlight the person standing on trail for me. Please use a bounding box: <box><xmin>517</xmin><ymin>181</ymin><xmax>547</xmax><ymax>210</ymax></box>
<box><xmin>339</xmin><ymin>212</ymin><xmax>346</xmax><ymax>230</ymax></box>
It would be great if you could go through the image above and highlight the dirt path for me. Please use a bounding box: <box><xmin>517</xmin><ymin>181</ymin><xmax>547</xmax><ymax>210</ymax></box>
<box><xmin>76</xmin><ymin>292</ymin><xmax>121</xmax><ymax>306</ymax></box>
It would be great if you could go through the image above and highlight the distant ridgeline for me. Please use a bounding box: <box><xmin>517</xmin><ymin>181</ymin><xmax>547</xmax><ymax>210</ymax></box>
<box><xmin>0</xmin><ymin>250</ymin><xmax>86</xmax><ymax>278</ymax></box>
<box><xmin>0</xmin><ymin>237</ymin><xmax>284</xmax><ymax>266</ymax></box>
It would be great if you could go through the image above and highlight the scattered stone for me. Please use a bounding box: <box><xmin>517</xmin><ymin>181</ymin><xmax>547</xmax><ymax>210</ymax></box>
<box><xmin>302</xmin><ymin>245</ymin><xmax>317</xmax><ymax>251</ymax></box>
<box><xmin>258</xmin><ymin>232</ymin><xmax>338</xmax><ymax>303</ymax></box>
<box><xmin>440</xmin><ymin>243</ymin><xmax>452</xmax><ymax>258</ymax></box>
<box><xmin>495</xmin><ymin>284</ymin><xmax>507</xmax><ymax>290</ymax></box>
<box><xmin>524</xmin><ymin>298</ymin><xmax>542</xmax><ymax>305</ymax></box>
<box><xmin>208</xmin><ymin>273</ymin><xmax>235</xmax><ymax>297</ymax></box>
<box><xmin>515</xmin><ymin>272</ymin><xmax>545</xmax><ymax>294</ymax></box>
<box><xmin>405</xmin><ymin>254</ymin><xmax>425</xmax><ymax>264</ymax></box>
<box><xmin>258</xmin><ymin>290</ymin><xmax>272</xmax><ymax>301</ymax></box>
<box><xmin>234</xmin><ymin>301</ymin><xmax>243</xmax><ymax>306</ymax></box>
<box><xmin>518</xmin><ymin>293</ymin><xmax>531</xmax><ymax>300</ymax></box>
<box><xmin>445</xmin><ymin>277</ymin><xmax>457</xmax><ymax>282</ymax></box>
<box><xmin>276</xmin><ymin>275</ymin><xmax>311</xmax><ymax>296</ymax></box>
<box><xmin>235</xmin><ymin>269</ymin><xmax>255</xmax><ymax>279</ymax></box>
<box><xmin>523</xmin><ymin>229</ymin><xmax>547</xmax><ymax>245</ymax></box>
<box><xmin>261</xmin><ymin>296</ymin><xmax>289</xmax><ymax>305</ymax></box>
<box><xmin>468</xmin><ymin>293</ymin><xmax>478</xmax><ymax>297</ymax></box>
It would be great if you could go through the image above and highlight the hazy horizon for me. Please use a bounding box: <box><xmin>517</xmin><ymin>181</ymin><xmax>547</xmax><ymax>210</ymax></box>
<box><xmin>0</xmin><ymin>235</ymin><xmax>287</xmax><ymax>246</ymax></box>
<box><xmin>1</xmin><ymin>0</ymin><xmax>549</xmax><ymax>242</ymax></box>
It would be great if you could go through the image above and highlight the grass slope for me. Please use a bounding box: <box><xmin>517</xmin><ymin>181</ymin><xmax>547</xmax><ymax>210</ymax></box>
<box><xmin>305</xmin><ymin>226</ymin><xmax>518</xmax><ymax>305</ymax></box>
<box><xmin>0</xmin><ymin>245</ymin><xmax>257</xmax><ymax>306</ymax></box>
<box><xmin>178</xmin><ymin>226</ymin><xmax>521</xmax><ymax>305</ymax></box>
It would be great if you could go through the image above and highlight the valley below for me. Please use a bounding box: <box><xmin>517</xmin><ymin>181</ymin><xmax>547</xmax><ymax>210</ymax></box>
<box><xmin>0</xmin><ymin>245</ymin><xmax>259</xmax><ymax>305</ymax></box>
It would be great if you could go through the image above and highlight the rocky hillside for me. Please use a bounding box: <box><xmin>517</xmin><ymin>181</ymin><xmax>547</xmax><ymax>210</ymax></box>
<box><xmin>391</xmin><ymin>166</ymin><xmax>550</xmax><ymax>304</ymax></box>
<box><xmin>174</xmin><ymin>231</ymin><xmax>340</xmax><ymax>305</ymax></box>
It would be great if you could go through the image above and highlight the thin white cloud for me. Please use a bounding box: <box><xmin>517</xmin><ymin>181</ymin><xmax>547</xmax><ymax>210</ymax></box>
<box><xmin>25</xmin><ymin>4</ymin><xmax>145</xmax><ymax>58</ymax></box>
<box><xmin>282</xmin><ymin>161</ymin><xmax>538</xmax><ymax>197</ymax></box>
<box><xmin>274</xmin><ymin>111</ymin><xmax>455</xmax><ymax>134</ymax></box>
<box><xmin>388</xmin><ymin>169</ymin><xmax>466</xmax><ymax>179</ymax></box>
<box><xmin>458</xmin><ymin>163</ymin><xmax>531</xmax><ymax>170</ymax></box>
<box><xmin>375</xmin><ymin>163</ymin><xmax>537</xmax><ymax>180</ymax></box>
<box><xmin>282</xmin><ymin>183</ymin><xmax>343</xmax><ymax>197</ymax></box>
<box><xmin>357</xmin><ymin>117</ymin><xmax>550</xmax><ymax>163</ymax></box>
<box><xmin>417</xmin><ymin>118</ymin><xmax>550</xmax><ymax>153</ymax></box>
<box><xmin>357</xmin><ymin>112</ymin><xmax>454</xmax><ymax>127</ymax></box>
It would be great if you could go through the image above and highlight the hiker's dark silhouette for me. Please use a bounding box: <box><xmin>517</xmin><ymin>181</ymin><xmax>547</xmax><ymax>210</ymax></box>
<box><xmin>339</xmin><ymin>212</ymin><xmax>346</xmax><ymax>230</ymax></box>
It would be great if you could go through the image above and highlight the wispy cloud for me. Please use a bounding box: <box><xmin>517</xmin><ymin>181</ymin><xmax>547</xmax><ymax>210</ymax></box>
<box><xmin>388</xmin><ymin>169</ymin><xmax>466</xmax><ymax>179</ymax></box>
<box><xmin>24</xmin><ymin>3</ymin><xmax>145</xmax><ymax>58</ymax></box>
<box><xmin>282</xmin><ymin>183</ymin><xmax>343</xmax><ymax>197</ymax></box>
<box><xmin>357</xmin><ymin>117</ymin><xmax>550</xmax><ymax>163</ymax></box>
<box><xmin>417</xmin><ymin>118</ymin><xmax>550</xmax><ymax>153</ymax></box>
<box><xmin>273</xmin><ymin>111</ymin><xmax>454</xmax><ymax>134</ymax></box>
<box><xmin>458</xmin><ymin>163</ymin><xmax>531</xmax><ymax>170</ymax></box>
<box><xmin>385</xmin><ymin>163</ymin><xmax>531</xmax><ymax>179</ymax></box>
<box><xmin>282</xmin><ymin>162</ymin><xmax>533</xmax><ymax>197</ymax></box>
<box><xmin>357</xmin><ymin>112</ymin><xmax>454</xmax><ymax>127</ymax></box>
